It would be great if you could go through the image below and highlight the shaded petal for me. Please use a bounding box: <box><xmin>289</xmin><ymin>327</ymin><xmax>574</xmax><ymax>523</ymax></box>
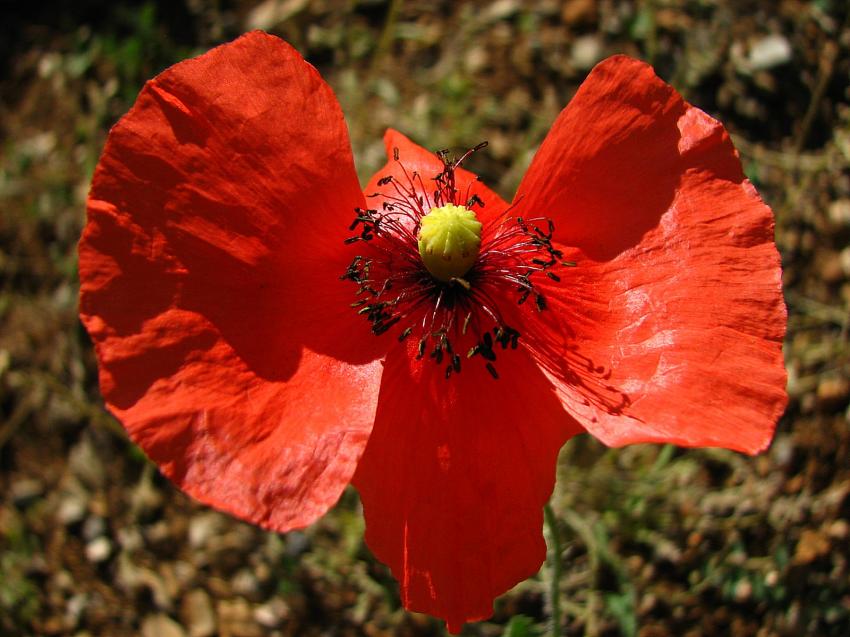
<box><xmin>364</xmin><ymin>129</ymin><xmax>510</xmax><ymax>224</ymax></box>
<box><xmin>513</xmin><ymin>55</ymin><xmax>786</xmax><ymax>453</ymax></box>
<box><xmin>79</xmin><ymin>31</ymin><xmax>385</xmax><ymax>531</ymax></box>
<box><xmin>353</xmin><ymin>342</ymin><xmax>583</xmax><ymax>633</ymax></box>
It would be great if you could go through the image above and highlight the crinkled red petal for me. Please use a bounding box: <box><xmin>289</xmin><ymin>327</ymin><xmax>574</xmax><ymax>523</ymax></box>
<box><xmin>513</xmin><ymin>55</ymin><xmax>787</xmax><ymax>453</ymax></box>
<box><xmin>353</xmin><ymin>341</ymin><xmax>583</xmax><ymax>633</ymax></box>
<box><xmin>79</xmin><ymin>31</ymin><xmax>385</xmax><ymax>531</ymax></box>
<box><xmin>364</xmin><ymin>129</ymin><xmax>510</xmax><ymax>223</ymax></box>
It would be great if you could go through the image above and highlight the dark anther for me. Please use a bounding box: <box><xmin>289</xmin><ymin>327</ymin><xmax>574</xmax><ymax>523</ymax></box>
<box><xmin>485</xmin><ymin>362</ymin><xmax>499</xmax><ymax>380</ymax></box>
<box><xmin>373</xmin><ymin>315</ymin><xmax>400</xmax><ymax>335</ymax></box>
<box><xmin>562</xmin><ymin>260</ymin><xmax>577</xmax><ymax>267</ymax></box>
<box><xmin>393</xmin><ymin>147</ymin><xmax>399</xmax><ymax>161</ymax></box>
<box><xmin>398</xmin><ymin>326</ymin><xmax>413</xmax><ymax>342</ymax></box>
<box><xmin>344</xmin><ymin>236</ymin><xmax>361</xmax><ymax>244</ymax></box>
<box><xmin>452</xmin><ymin>355</ymin><xmax>461</xmax><ymax>373</ymax></box>
<box><xmin>546</xmin><ymin>272</ymin><xmax>561</xmax><ymax>282</ymax></box>
<box><xmin>377</xmin><ymin>176</ymin><xmax>394</xmax><ymax>186</ymax></box>
<box><xmin>417</xmin><ymin>338</ymin><xmax>427</xmax><ymax>360</ymax></box>
<box><xmin>467</xmin><ymin>194</ymin><xmax>484</xmax><ymax>208</ymax></box>
<box><xmin>430</xmin><ymin>343</ymin><xmax>444</xmax><ymax>365</ymax></box>
<box><xmin>535</xmin><ymin>294</ymin><xmax>547</xmax><ymax>311</ymax></box>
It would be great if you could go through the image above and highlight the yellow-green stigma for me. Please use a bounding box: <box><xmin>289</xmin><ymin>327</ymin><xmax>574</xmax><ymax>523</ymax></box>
<box><xmin>417</xmin><ymin>204</ymin><xmax>482</xmax><ymax>282</ymax></box>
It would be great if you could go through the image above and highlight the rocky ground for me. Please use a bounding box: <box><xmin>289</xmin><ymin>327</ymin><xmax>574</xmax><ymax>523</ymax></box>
<box><xmin>1</xmin><ymin>1</ymin><xmax>849</xmax><ymax>636</ymax></box>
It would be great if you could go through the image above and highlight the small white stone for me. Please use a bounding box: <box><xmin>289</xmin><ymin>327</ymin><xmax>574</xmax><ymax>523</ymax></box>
<box><xmin>142</xmin><ymin>614</ymin><xmax>186</xmax><ymax>637</ymax></box>
<box><xmin>188</xmin><ymin>512</ymin><xmax>224</xmax><ymax>549</ymax></box>
<box><xmin>748</xmin><ymin>34</ymin><xmax>792</xmax><ymax>72</ymax></box>
<box><xmin>56</xmin><ymin>496</ymin><xmax>87</xmax><ymax>526</ymax></box>
<box><xmin>85</xmin><ymin>537</ymin><xmax>112</xmax><ymax>563</ymax></box>
<box><xmin>181</xmin><ymin>589</ymin><xmax>216</xmax><ymax>637</ymax></box>
<box><xmin>571</xmin><ymin>35</ymin><xmax>604</xmax><ymax>71</ymax></box>
<box><xmin>254</xmin><ymin>599</ymin><xmax>290</xmax><ymax>628</ymax></box>
<box><xmin>830</xmin><ymin>199</ymin><xmax>850</xmax><ymax>227</ymax></box>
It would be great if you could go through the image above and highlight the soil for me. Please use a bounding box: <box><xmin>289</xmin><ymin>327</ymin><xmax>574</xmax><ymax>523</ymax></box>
<box><xmin>1</xmin><ymin>1</ymin><xmax>848</xmax><ymax>636</ymax></box>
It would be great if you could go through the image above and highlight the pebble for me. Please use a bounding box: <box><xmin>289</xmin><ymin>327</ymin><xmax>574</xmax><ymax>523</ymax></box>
<box><xmin>54</xmin><ymin>570</ymin><xmax>74</xmax><ymax>592</ymax></box>
<box><xmin>284</xmin><ymin>531</ymin><xmax>309</xmax><ymax>557</ymax></box>
<box><xmin>180</xmin><ymin>589</ymin><xmax>216</xmax><ymax>637</ymax></box>
<box><xmin>816</xmin><ymin>375</ymin><xmax>850</xmax><ymax>410</ymax></box>
<box><xmin>188</xmin><ymin>512</ymin><xmax>225</xmax><ymax>550</ymax></box>
<box><xmin>85</xmin><ymin>537</ymin><xmax>112</xmax><ymax>564</ymax></box>
<box><xmin>82</xmin><ymin>516</ymin><xmax>106</xmax><ymax>541</ymax></box>
<box><xmin>245</xmin><ymin>0</ymin><xmax>309</xmax><ymax>31</ymax></box>
<box><xmin>142</xmin><ymin>614</ymin><xmax>187</xmax><ymax>637</ymax></box>
<box><xmin>253</xmin><ymin>599</ymin><xmax>290</xmax><ymax>629</ymax></box>
<box><xmin>117</xmin><ymin>555</ymin><xmax>173</xmax><ymax>611</ymax></box>
<box><xmin>570</xmin><ymin>35</ymin><xmax>604</xmax><ymax>71</ymax></box>
<box><xmin>561</xmin><ymin>0</ymin><xmax>596</xmax><ymax>25</ymax></box>
<box><xmin>217</xmin><ymin>598</ymin><xmax>262</xmax><ymax>637</ymax></box>
<box><xmin>145</xmin><ymin>520</ymin><xmax>174</xmax><ymax>550</ymax></box>
<box><xmin>11</xmin><ymin>478</ymin><xmax>44</xmax><ymax>506</ymax></box>
<box><xmin>68</xmin><ymin>436</ymin><xmax>106</xmax><ymax>489</ymax></box>
<box><xmin>748</xmin><ymin>34</ymin><xmax>792</xmax><ymax>72</ymax></box>
<box><xmin>828</xmin><ymin>519</ymin><xmax>849</xmax><ymax>540</ymax></box>
<box><xmin>828</xmin><ymin>199</ymin><xmax>850</xmax><ymax>227</ymax></box>
<box><xmin>65</xmin><ymin>593</ymin><xmax>88</xmax><ymax>628</ymax></box>
<box><xmin>130</xmin><ymin>476</ymin><xmax>164</xmax><ymax>518</ymax></box>
<box><xmin>116</xmin><ymin>526</ymin><xmax>144</xmax><ymax>552</ymax></box>
<box><xmin>484</xmin><ymin>0</ymin><xmax>520</xmax><ymax>22</ymax></box>
<box><xmin>794</xmin><ymin>529</ymin><xmax>830</xmax><ymax>564</ymax></box>
<box><xmin>232</xmin><ymin>569</ymin><xmax>261</xmax><ymax>600</ymax></box>
<box><xmin>734</xmin><ymin>578</ymin><xmax>753</xmax><ymax>602</ymax></box>
<box><xmin>821</xmin><ymin>251</ymin><xmax>845</xmax><ymax>284</ymax></box>
<box><xmin>57</xmin><ymin>496</ymin><xmax>87</xmax><ymax>526</ymax></box>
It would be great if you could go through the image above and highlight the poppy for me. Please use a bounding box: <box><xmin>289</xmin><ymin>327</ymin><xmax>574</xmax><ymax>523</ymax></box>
<box><xmin>78</xmin><ymin>31</ymin><xmax>787</xmax><ymax>632</ymax></box>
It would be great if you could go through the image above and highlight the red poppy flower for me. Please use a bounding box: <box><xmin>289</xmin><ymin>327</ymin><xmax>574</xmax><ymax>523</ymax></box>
<box><xmin>79</xmin><ymin>31</ymin><xmax>787</xmax><ymax>632</ymax></box>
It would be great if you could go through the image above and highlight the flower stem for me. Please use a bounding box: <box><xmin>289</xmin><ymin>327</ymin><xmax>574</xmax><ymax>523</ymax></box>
<box><xmin>543</xmin><ymin>502</ymin><xmax>562</xmax><ymax>637</ymax></box>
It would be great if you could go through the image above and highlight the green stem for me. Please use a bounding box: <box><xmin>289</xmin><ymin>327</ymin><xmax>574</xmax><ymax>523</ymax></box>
<box><xmin>544</xmin><ymin>503</ymin><xmax>562</xmax><ymax>637</ymax></box>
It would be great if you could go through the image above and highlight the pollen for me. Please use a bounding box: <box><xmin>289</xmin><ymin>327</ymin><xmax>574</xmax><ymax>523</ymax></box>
<box><xmin>417</xmin><ymin>204</ymin><xmax>482</xmax><ymax>282</ymax></box>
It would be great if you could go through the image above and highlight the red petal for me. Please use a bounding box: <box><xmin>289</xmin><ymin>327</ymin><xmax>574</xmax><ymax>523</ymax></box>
<box><xmin>514</xmin><ymin>55</ymin><xmax>786</xmax><ymax>453</ymax></box>
<box><xmin>79</xmin><ymin>32</ymin><xmax>385</xmax><ymax>531</ymax></box>
<box><xmin>353</xmin><ymin>342</ymin><xmax>583</xmax><ymax>633</ymax></box>
<box><xmin>365</xmin><ymin>129</ymin><xmax>510</xmax><ymax>224</ymax></box>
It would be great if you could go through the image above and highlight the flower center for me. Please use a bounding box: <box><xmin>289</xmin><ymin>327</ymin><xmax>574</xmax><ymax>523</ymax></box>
<box><xmin>417</xmin><ymin>204</ymin><xmax>482</xmax><ymax>282</ymax></box>
<box><xmin>341</xmin><ymin>142</ymin><xmax>572</xmax><ymax>379</ymax></box>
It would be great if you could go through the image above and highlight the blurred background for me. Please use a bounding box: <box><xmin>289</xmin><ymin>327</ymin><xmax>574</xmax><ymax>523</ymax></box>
<box><xmin>1</xmin><ymin>1</ymin><xmax>849</xmax><ymax>635</ymax></box>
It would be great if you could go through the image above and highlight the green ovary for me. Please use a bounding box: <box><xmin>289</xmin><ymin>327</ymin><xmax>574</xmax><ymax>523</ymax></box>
<box><xmin>417</xmin><ymin>204</ymin><xmax>483</xmax><ymax>282</ymax></box>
